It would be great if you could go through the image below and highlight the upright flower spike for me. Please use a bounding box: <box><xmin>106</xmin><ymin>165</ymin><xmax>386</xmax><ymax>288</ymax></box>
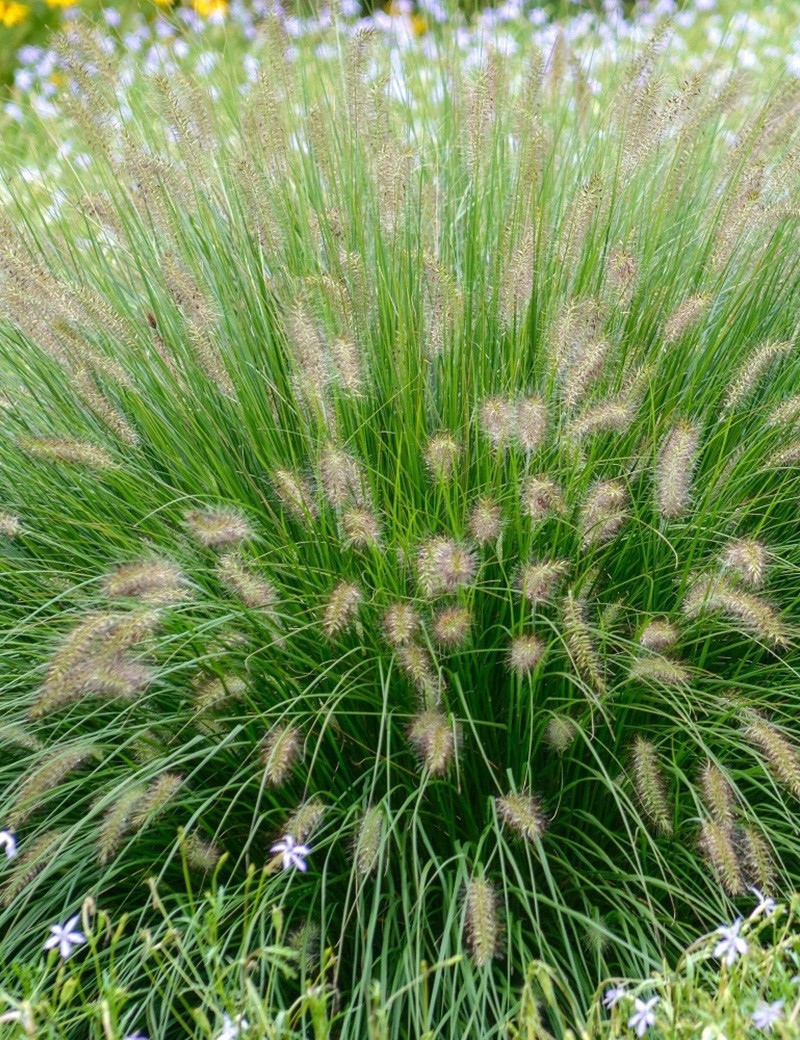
<box><xmin>479</xmin><ymin>396</ymin><xmax>515</xmax><ymax>450</ymax></box>
<box><xmin>273</xmin><ymin>467</ymin><xmax>318</xmax><ymax>521</ymax></box>
<box><xmin>408</xmin><ymin>711</ymin><xmax>456</xmax><ymax>775</ymax></box>
<box><xmin>699</xmin><ymin>819</ymin><xmax>745</xmax><ymax>895</ymax></box>
<box><xmin>521</xmin><ymin>475</ymin><xmax>566</xmax><ymax>523</ymax></box>
<box><xmin>319</xmin><ymin>443</ymin><xmax>363</xmax><ymax>509</ymax></box>
<box><xmin>508</xmin><ymin>634</ymin><xmax>545</xmax><ymax>676</ymax></box>
<box><xmin>496</xmin><ymin>792</ymin><xmax>547</xmax><ymax>842</ymax></box>
<box><xmin>579</xmin><ymin>479</ymin><xmax>628</xmax><ymax>548</ymax></box>
<box><xmin>262</xmin><ymin>724</ymin><xmax>302</xmax><ymax>786</ymax></box>
<box><xmin>468</xmin><ymin>498</ymin><xmax>503</xmax><ymax>545</ymax></box>
<box><xmin>464</xmin><ymin>876</ymin><xmax>500</xmax><ymax>967</ymax></box>
<box><xmin>417</xmin><ymin>537</ymin><xmax>477</xmax><ymax>596</ymax></box>
<box><xmin>630</xmin><ymin>737</ymin><xmax>673</xmax><ymax>836</ymax></box>
<box><xmin>721</xmin><ymin>538</ymin><xmax>768</xmax><ymax>588</ymax></box>
<box><xmin>655</xmin><ymin>420</ymin><xmax>699</xmax><ymax>520</ymax></box>
<box><xmin>321</xmin><ymin>582</ymin><xmax>362</xmax><ymax>639</ymax></box>
<box><xmin>425</xmin><ymin>433</ymin><xmax>461</xmax><ymax>481</ymax></box>
<box><xmin>432</xmin><ymin>606</ymin><xmax>472</xmax><ymax>647</ymax></box>
<box><xmin>518</xmin><ymin>560</ymin><xmax>568</xmax><ymax>606</ymax></box>
<box><xmin>382</xmin><ymin>603</ymin><xmax>419</xmax><ymax>647</ymax></box>
<box><xmin>516</xmin><ymin>396</ymin><xmax>548</xmax><ymax>453</ymax></box>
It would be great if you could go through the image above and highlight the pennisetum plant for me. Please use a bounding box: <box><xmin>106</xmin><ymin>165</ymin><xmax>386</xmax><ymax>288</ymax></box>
<box><xmin>2</xmin><ymin>17</ymin><xmax>800</xmax><ymax>1038</ymax></box>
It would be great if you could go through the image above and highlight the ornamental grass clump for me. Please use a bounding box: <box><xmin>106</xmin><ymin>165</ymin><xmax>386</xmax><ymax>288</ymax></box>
<box><xmin>4</xmin><ymin>21</ymin><xmax>800</xmax><ymax>1037</ymax></box>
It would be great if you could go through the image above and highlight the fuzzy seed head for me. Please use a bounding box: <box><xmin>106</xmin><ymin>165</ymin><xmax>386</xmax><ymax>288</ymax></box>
<box><xmin>522</xmin><ymin>475</ymin><xmax>566</xmax><ymax>523</ymax></box>
<box><xmin>9</xmin><ymin>742</ymin><xmax>101</xmax><ymax>828</ymax></box>
<box><xmin>628</xmin><ymin>654</ymin><xmax>690</xmax><ymax>685</ymax></box>
<box><xmin>217</xmin><ymin>553</ymin><xmax>279</xmax><ymax>611</ymax></box>
<box><xmin>518</xmin><ymin>560</ymin><xmax>568</xmax><ymax>605</ymax></box>
<box><xmin>508</xmin><ymin>634</ymin><xmax>545</xmax><ymax>676</ymax></box>
<box><xmin>464</xmin><ymin>876</ymin><xmax>499</xmax><ymax>967</ymax></box>
<box><xmin>185</xmin><ymin>508</ymin><xmax>253</xmax><ymax>549</ymax></box>
<box><xmin>0</xmin><ymin>511</ymin><xmax>22</xmax><ymax>538</ymax></box>
<box><xmin>744</xmin><ymin>716</ymin><xmax>800</xmax><ymax>800</ymax></box>
<box><xmin>768</xmin><ymin>393</ymin><xmax>800</xmax><ymax>428</ymax></box>
<box><xmin>97</xmin><ymin>784</ymin><xmax>146</xmax><ymax>865</ymax></box>
<box><xmin>496</xmin><ymin>791</ymin><xmax>546</xmax><ymax>842</ymax></box>
<box><xmin>103</xmin><ymin>559</ymin><xmax>187</xmax><ymax>603</ymax></box>
<box><xmin>568</xmin><ymin>398</ymin><xmax>635</xmax><ymax>438</ymax></box>
<box><xmin>479</xmin><ymin>397</ymin><xmax>515</xmax><ymax>450</ymax></box>
<box><xmin>700</xmin><ymin>760</ymin><xmax>735</xmax><ymax>823</ymax></box>
<box><xmin>131</xmin><ymin>772</ymin><xmax>182</xmax><ymax>829</ymax></box>
<box><xmin>319</xmin><ymin>443</ymin><xmax>363</xmax><ymax>509</ymax></box>
<box><xmin>418</xmin><ymin>537</ymin><xmax>478</xmax><ymax>596</ymax></box>
<box><xmin>721</xmin><ymin>538</ymin><xmax>768</xmax><ymax>588</ymax></box>
<box><xmin>262</xmin><ymin>724</ymin><xmax>302</xmax><ymax>786</ymax></box>
<box><xmin>425</xmin><ymin>434</ymin><xmax>461</xmax><ymax>481</ymax></box>
<box><xmin>432</xmin><ymin>606</ymin><xmax>472</xmax><ymax>647</ymax></box>
<box><xmin>322</xmin><ymin>582</ymin><xmax>362</xmax><ymax>638</ymax></box>
<box><xmin>468</xmin><ymin>498</ymin><xmax>503</xmax><ymax>545</ymax></box>
<box><xmin>656</xmin><ymin>420</ymin><xmax>700</xmax><ymax>520</ymax></box>
<box><xmin>724</xmin><ymin>340</ymin><xmax>792</xmax><ymax>410</ymax></box>
<box><xmin>341</xmin><ymin>506</ymin><xmax>381</xmax><ymax>549</ymax></box>
<box><xmin>683</xmin><ymin>575</ymin><xmax>787</xmax><ymax>647</ymax></box>
<box><xmin>516</xmin><ymin>396</ymin><xmax>548</xmax><ymax>453</ymax></box>
<box><xmin>1</xmin><ymin>829</ymin><xmax>66</xmax><ymax>906</ymax></box>
<box><xmin>663</xmin><ymin>293</ymin><xmax>710</xmax><ymax>344</ymax></box>
<box><xmin>408</xmin><ymin>710</ymin><xmax>456</xmax><ymax>774</ymax></box>
<box><xmin>184</xmin><ymin>832</ymin><xmax>222</xmax><ymax>873</ymax></box>
<box><xmin>285</xmin><ymin>798</ymin><xmax>325</xmax><ymax>843</ymax></box>
<box><xmin>20</xmin><ymin>437</ymin><xmax>115</xmax><ymax>468</ymax></box>
<box><xmin>639</xmin><ymin>619</ymin><xmax>679</xmax><ymax>651</ymax></box>
<box><xmin>353</xmin><ymin>805</ymin><xmax>383</xmax><ymax>875</ymax></box>
<box><xmin>562</xmin><ymin>594</ymin><xmax>606</xmax><ymax>696</ymax></box>
<box><xmin>545</xmin><ymin>715</ymin><xmax>577</xmax><ymax>755</ymax></box>
<box><xmin>631</xmin><ymin>736</ymin><xmax>673</xmax><ymax>836</ymax></box>
<box><xmin>194</xmin><ymin>673</ymin><xmax>247</xmax><ymax>714</ymax></box>
<box><xmin>397</xmin><ymin>643</ymin><xmax>441</xmax><ymax>702</ymax></box>
<box><xmin>330</xmin><ymin>336</ymin><xmax>363</xmax><ymax>394</ymax></box>
<box><xmin>273</xmin><ymin>467</ymin><xmax>318</xmax><ymax>522</ymax></box>
<box><xmin>741</xmin><ymin>826</ymin><xmax>774</xmax><ymax>894</ymax></box>
<box><xmin>580</xmin><ymin>479</ymin><xmax>628</xmax><ymax>548</ymax></box>
<box><xmin>383</xmin><ymin>603</ymin><xmax>419</xmax><ymax>647</ymax></box>
<box><xmin>699</xmin><ymin>820</ymin><xmax>745</xmax><ymax>896</ymax></box>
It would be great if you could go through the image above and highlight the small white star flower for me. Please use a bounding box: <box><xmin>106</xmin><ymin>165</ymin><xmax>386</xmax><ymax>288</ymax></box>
<box><xmin>0</xmin><ymin>831</ymin><xmax>17</xmax><ymax>860</ymax></box>
<box><xmin>215</xmin><ymin>1012</ymin><xmax>249</xmax><ymax>1040</ymax></box>
<box><xmin>749</xmin><ymin>886</ymin><xmax>777</xmax><ymax>918</ymax></box>
<box><xmin>713</xmin><ymin>917</ymin><xmax>749</xmax><ymax>966</ymax></box>
<box><xmin>43</xmin><ymin>915</ymin><xmax>86</xmax><ymax>960</ymax></box>
<box><xmin>602</xmin><ymin>984</ymin><xmax>627</xmax><ymax>1010</ymax></box>
<box><xmin>751</xmin><ymin>1000</ymin><xmax>785</xmax><ymax>1032</ymax></box>
<box><xmin>270</xmin><ymin>834</ymin><xmax>311</xmax><ymax>872</ymax></box>
<box><xmin>627</xmin><ymin>996</ymin><xmax>659</xmax><ymax>1037</ymax></box>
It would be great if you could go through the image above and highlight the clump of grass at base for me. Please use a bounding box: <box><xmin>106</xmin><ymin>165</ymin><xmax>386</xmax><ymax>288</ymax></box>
<box><xmin>3</xmin><ymin>21</ymin><xmax>800</xmax><ymax>1037</ymax></box>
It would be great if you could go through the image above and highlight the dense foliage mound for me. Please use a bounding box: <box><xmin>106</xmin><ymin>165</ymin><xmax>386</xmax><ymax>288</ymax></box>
<box><xmin>3</xmin><ymin>24</ymin><xmax>800</xmax><ymax>1037</ymax></box>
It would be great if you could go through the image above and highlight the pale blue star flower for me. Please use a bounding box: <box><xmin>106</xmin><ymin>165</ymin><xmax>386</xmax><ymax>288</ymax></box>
<box><xmin>627</xmin><ymin>996</ymin><xmax>659</xmax><ymax>1037</ymax></box>
<box><xmin>602</xmin><ymin>985</ymin><xmax>627</xmax><ymax>1010</ymax></box>
<box><xmin>270</xmin><ymin>834</ymin><xmax>311</xmax><ymax>872</ymax></box>
<box><xmin>713</xmin><ymin>918</ymin><xmax>748</xmax><ymax>966</ymax></box>
<box><xmin>43</xmin><ymin>915</ymin><xmax>85</xmax><ymax>960</ymax></box>
<box><xmin>751</xmin><ymin>1000</ymin><xmax>784</xmax><ymax>1032</ymax></box>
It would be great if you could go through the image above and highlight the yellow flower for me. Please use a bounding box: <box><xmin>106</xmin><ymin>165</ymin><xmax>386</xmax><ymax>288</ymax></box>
<box><xmin>193</xmin><ymin>0</ymin><xmax>227</xmax><ymax>16</ymax></box>
<box><xmin>410</xmin><ymin>13</ymin><xmax>427</xmax><ymax>35</ymax></box>
<box><xmin>45</xmin><ymin>0</ymin><xmax>75</xmax><ymax>8</ymax></box>
<box><xmin>0</xmin><ymin>0</ymin><xmax>29</xmax><ymax>26</ymax></box>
